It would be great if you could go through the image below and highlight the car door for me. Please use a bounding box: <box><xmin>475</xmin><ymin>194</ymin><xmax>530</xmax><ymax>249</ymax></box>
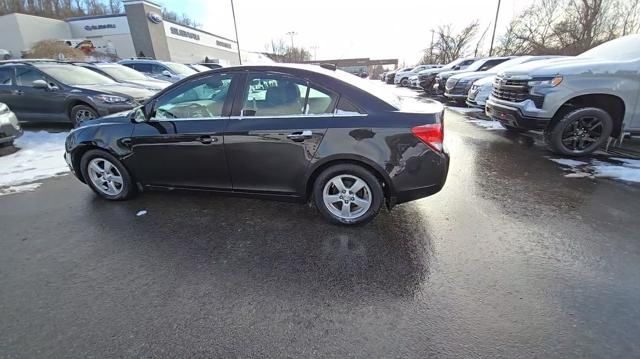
<box><xmin>13</xmin><ymin>66</ymin><xmax>68</xmax><ymax>122</ymax></box>
<box><xmin>124</xmin><ymin>72</ymin><xmax>236</xmax><ymax>189</ymax></box>
<box><xmin>224</xmin><ymin>71</ymin><xmax>336</xmax><ymax>195</ymax></box>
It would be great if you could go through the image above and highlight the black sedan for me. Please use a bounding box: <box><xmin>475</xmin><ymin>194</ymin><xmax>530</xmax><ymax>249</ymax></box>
<box><xmin>64</xmin><ymin>65</ymin><xmax>449</xmax><ymax>225</ymax></box>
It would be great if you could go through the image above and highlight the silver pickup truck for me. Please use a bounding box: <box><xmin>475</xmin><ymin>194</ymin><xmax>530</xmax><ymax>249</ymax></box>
<box><xmin>486</xmin><ymin>34</ymin><xmax>640</xmax><ymax>156</ymax></box>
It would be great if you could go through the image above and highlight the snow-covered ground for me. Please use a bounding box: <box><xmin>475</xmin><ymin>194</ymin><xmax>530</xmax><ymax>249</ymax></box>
<box><xmin>0</xmin><ymin>131</ymin><xmax>69</xmax><ymax>195</ymax></box>
<box><xmin>548</xmin><ymin>156</ymin><xmax>640</xmax><ymax>183</ymax></box>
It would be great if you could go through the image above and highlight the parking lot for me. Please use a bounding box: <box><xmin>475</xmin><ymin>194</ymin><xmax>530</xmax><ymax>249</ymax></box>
<box><xmin>1</xmin><ymin>83</ymin><xmax>640</xmax><ymax>358</ymax></box>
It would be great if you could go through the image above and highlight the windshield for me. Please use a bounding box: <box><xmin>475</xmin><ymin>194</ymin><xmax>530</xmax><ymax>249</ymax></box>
<box><xmin>190</xmin><ymin>64</ymin><xmax>211</xmax><ymax>72</ymax></box>
<box><xmin>39</xmin><ymin>65</ymin><xmax>116</xmax><ymax>85</ymax></box>
<box><xmin>487</xmin><ymin>57</ymin><xmax>529</xmax><ymax>72</ymax></box>
<box><xmin>443</xmin><ymin>58</ymin><xmax>466</xmax><ymax>70</ymax></box>
<box><xmin>164</xmin><ymin>62</ymin><xmax>198</xmax><ymax>76</ymax></box>
<box><xmin>578</xmin><ymin>35</ymin><xmax>640</xmax><ymax>61</ymax></box>
<box><xmin>97</xmin><ymin>64</ymin><xmax>149</xmax><ymax>81</ymax></box>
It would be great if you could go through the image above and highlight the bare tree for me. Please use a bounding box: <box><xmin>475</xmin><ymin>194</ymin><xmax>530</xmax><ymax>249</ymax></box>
<box><xmin>427</xmin><ymin>21</ymin><xmax>479</xmax><ymax>63</ymax></box>
<box><xmin>265</xmin><ymin>38</ymin><xmax>311</xmax><ymax>63</ymax></box>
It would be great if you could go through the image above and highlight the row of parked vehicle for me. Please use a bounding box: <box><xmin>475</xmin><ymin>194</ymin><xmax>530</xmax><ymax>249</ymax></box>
<box><xmin>0</xmin><ymin>58</ymin><xmax>223</xmax><ymax>145</ymax></box>
<box><xmin>380</xmin><ymin>34</ymin><xmax>640</xmax><ymax>156</ymax></box>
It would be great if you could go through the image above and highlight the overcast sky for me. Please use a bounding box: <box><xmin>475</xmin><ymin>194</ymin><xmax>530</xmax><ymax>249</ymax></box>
<box><xmin>160</xmin><ymin>0</ymin><xmax>535</xmax><ymax>64</ymax></box>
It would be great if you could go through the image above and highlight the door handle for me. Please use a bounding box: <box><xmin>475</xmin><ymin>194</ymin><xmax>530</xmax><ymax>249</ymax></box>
<box><xmin>287</xmin><ymin>130</ymin><xmax>313</xmax><ymax>142</ymax></box>
<box><xmin>197</xmin><ymin>135</ymin><xmax>217</xmax><ymax>144</ymax></box>
<box><xmin>12</xmin><ymin>90</ymin><xmax>24</xmax><ymax>95</ymax></box>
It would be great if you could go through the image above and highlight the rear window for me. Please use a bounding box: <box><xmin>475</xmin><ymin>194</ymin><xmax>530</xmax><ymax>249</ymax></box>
<box><xmin>331</xmin><ymin>70</ymin><xmax>401</xmax><ymax>109</ymax></box>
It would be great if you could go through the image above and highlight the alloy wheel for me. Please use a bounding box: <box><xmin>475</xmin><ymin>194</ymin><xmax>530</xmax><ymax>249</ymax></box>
<box><xmin>560</xmin><ymin>116</ymin><xmax>603</xmax><ymax>152</ymax></box>
<box><xmin>322</xmin><ymin>174</ymin><xmax>372</xmax><ymax>220</ymax></box>
<box><xmin>76</xmin><ymin>109</ymin><xmax>96</xmax><ymax>124</ymax></box>
<box><xmin>87</xmin><ymin>158</ymin><xmax>124</xmax><ymax>196</ymax></box>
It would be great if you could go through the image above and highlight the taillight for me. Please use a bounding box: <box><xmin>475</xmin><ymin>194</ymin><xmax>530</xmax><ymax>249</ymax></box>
<box><xmin>412</xmin><ymin>123</ymin><xmax>443</xmax><ymax>152</ymax></box>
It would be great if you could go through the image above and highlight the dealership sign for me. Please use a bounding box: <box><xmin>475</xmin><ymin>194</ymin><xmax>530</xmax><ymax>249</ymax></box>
<box><xmin>169</xmin><ymin>27</ymin><xmax>200</xmax><ymax>41</ymax></box>
<box><xmin>84</xmin><ymin>24</ymin><xmax>116</xmax><ymax>31</ymax></box>
<box><xmin>147</xmin><ymin>11</ymin><xmax>163</xmax><ymax>24</ymax></box>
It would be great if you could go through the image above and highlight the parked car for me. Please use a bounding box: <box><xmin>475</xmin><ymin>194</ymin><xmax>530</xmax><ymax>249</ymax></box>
<box><xmin>384</xmin><ymin>70</ymin><xmax>397</xmax><ymax>84</ymax></box>
<box><xmin>0</xmin><ymin>102</ymin><xmax>21</xmax><ymax>146</ymax></box>
<box><xmin>187</xmin><ymin>64</ymin><xmax>213</xmax><ymax>72</ymax></box>
<box><xmin>0</xmin><ymin>60</ymin><xmax>156</xmax><ymax>126</ymax></box>
<box><xmin>395</xmin><ymin>64</ymin><xmax>440</xmax><ymax>87</ymax></box>
<box><xmin>380</xmin><ymin>71</ymin><xmax>387</xmax><ymax>81</ymax></box>
<box><xmin>393</xmin><ymin>67</ymin><xmax>416</xmax><ymax>86</ymax></box>
<box><xmin>76</xmin><ymin>63</ymin><xmax>171</xmax><ymax>91</ymax></box>
<box><xmin>433</xmin><ymin>56</ymin><xmax>512</xmax><ymax>96</ymax></box>
<box><xmin>466</xmin><ymin>56</ymin><xmax>565</xmax><ymax>108</ymax></box>
<box><xmin>118</xmin><ymin>59</ymin><xmax>197</xmax><ymax>83</ymax></box>
<box><xmin>419</xmin><ymin>58</ymin><xmax>478</xmax><ymax>93</ymax></box>
<box><xmin>409</xmin><ymin>65</ymin><xmax>442</xmax><ymax>88</ymax></box>
<box><xmin>486</xmin><ymin>34</ymin><xmax>640</xmax><ymax>156</ymax></box>
<box><xmin>64</xmin><ymin>64</ymin><xmax>449</xmax><ymax>225</ymax></box>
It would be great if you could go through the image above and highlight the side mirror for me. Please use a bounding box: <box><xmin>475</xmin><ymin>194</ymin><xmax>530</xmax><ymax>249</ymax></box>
<box><xmin>32</xmin><ymin>79</ymin><xmax>48</xmax><ymax>89</ymax></box>
<box><xmin>162</xmin><ymin>70</ymin><xmax>172</xmax><ymax>77</ymax></box>
<box><xmin>142</xmin><ymin>99</ymin><xmax>156</xmax><ymax>121</ymax></box>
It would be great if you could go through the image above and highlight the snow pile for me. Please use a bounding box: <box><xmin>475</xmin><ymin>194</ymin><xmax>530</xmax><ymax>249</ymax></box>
<box><xmin>449</xmin><ymin>106</ymin><xmax>482</xmax><ymax>114</ymax></box>
<box><xmin>548</xmin><ymin>156</ymin><xmax>640</xmax><ymax>183</ymax></box>
<box><xmin>0</xmin><ymin>131</ymin><xmax>70</xmax><ymax>193</ymax></box>
<box><xmin>0</xmin><ymin>183</ymin><xmax>42</xmax><ymax>196</ymax></box>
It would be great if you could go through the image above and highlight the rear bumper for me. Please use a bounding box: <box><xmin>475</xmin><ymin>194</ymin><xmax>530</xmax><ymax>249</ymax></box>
<box><xmin>392</xmin><ymin>150</ymin><xmax>449</xmax><ymax>206</ymax></box>
<box><xmin>485</xmin><ymin>101</ymin><xmax>550</xmax><ymax>130</ymax></box>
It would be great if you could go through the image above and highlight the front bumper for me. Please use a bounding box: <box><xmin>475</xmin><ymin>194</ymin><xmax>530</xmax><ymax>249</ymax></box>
<box><xmin>0</xmin><ymin>112</ymin><xmax>23</xmax><ymax>144</ymax></box>
<box><xmin>485</xmin><ymin>100</ymin><xmax>550</xmax><ymax>130</ymax></box>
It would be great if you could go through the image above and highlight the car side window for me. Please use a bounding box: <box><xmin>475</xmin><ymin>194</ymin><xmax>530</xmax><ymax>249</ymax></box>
<box><xmin>241</xmin><ymin>74</ymin><xmax>336</xmax><ymax>117</ymax></box>
<box><xmin>151</xmin><ymin>64</ymin><xmax>166</xmax><ymax>74</ymax></box>
<box><xmin>335</xmin><ymin>96</ymin><xmax>365</xmax><ymax>115</ymax></box>
<box><xmin>15</xmin><ymin>68</ymin><xmax>46</xmax><ymax>87</ymax></box>
<box><xmin>0</xmin><ymin>68</ymin><xmax>12</xmax><ymax>85</ymax></box>
<box><xmin>153</xmin><ymin>73</ymin><xmax>232</xmax><ymax>120</ymax></box>
<box><xmin>133</xmin><ymin>63</ymin><xmax>152</xmax><ymax>73</ymax></box>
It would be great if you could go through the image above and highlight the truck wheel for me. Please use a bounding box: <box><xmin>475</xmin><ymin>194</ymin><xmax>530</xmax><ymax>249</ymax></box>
<box><xmin>545</xmin><ymin>107</ymin><xmax>613</xmax><ymax>156</ymax></box>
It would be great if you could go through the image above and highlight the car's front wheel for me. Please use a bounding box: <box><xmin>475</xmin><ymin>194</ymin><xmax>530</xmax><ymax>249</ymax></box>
<box><xmin>545</xmin><ymin>107</ymin><xmax>613</xmax><ymax>156</ymax></box>
<box><xmin>80</xmin><ymin>149</ymin><xmax>135</xmax><ymax>200</ymax></box>
<box><xmin>313</xmin><ymin>164</ymin><xmax>383</xmax><ymax>225</ymax></box>
<box><xmin>70</xmin><ymin>104</ymin><xmax>98</xmax><ymax>127</ymax></box>
<box><xmin>400</xmin><ymin>78</ymin><xmax>409</xmax><ymax>87</ymax></box>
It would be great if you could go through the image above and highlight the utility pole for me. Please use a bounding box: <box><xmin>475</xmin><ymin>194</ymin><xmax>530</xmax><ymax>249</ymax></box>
<box><xmin>429</xmin><ymin>29</ymin><xmax>435</xmax><ymax>62</ymax></box>
<box><xmin>489</xmin><ymin>0</ymin><xmax>501</xmax><ymax>56</ymax></box>
<box><xmin>286</xmin><ymin>31</ymin><xmax>297</xmax><ymax>49</ymax></box>
<box><xmin>230</xmin><ymin>0</ymin><xmax>242</xmax><ymax>64</ymax></box>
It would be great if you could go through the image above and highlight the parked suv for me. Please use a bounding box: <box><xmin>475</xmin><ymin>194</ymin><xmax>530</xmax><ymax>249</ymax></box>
<box><xmin>77</xmin><ymin>63</ymin><xmax>171</xmax><ymax>92</ymax></box>
<box><xmin>118</xmin><ymin>59</ymin><xmax>197</xmax><ymax>83</ymax></box>
<box><xmin>0</xmin><ymin>60</ymin><xmax>155</xmax><ymax>126</ymax></box>
<box><xmin>433</xmin><ymin>57</ymin><xmax>512</xmax><ymax>96</ymax></box>
<box><xmin>486</xmin><ymin>34</ymin><xmax>640</xmax><ymax>156</ymax></box>
<box><xmin>392</xmin><ymin>67</ymin><xmax>414</xmax><ymax>86</ymax></box>
<box><xmin>419</xmin><ymin>58</ymin><xmax>477</xmax><ymax>93</ymax></box>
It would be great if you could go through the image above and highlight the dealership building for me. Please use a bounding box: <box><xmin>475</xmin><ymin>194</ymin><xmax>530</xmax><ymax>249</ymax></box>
<box><xmin>0</xmin><ymin>0</ymin><xmax>247</xmax><ymax>65</ymax></box>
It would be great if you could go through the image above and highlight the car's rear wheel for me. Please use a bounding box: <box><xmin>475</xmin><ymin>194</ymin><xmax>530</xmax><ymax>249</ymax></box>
<box><xmin>545</xmin><ymin>107</ymin><xmax>613</xmax><ymax>156</ymax></box>
<box><xmin>70</xmin><ymin>104</ymin><xmax>98</xmax><ymax>127</ymax></box>
<box><xmin>80</xmin><ymin>149</ymin><xmax>135</xmax><ymax>200</ymax></box>
<box><xmin>313</xmin><ymin>164</ymin><xmax>383</xmax><ymax>225</ymax></box>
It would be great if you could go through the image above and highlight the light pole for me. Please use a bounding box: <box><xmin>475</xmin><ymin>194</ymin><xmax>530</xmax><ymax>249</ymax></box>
<box><xmin>230</xmin><ymin>0</ymin><xmax>242</xmax><ymax>64</ymax></box>
<box><xmin>489</xmin><ymin>0</ymin><xmax>501</xmax><ymax>56</ymax></box>
<box><xmin>286</xmin><ymin>31</ymin><xmax>297</xmax><ymax>49</ymax></box>
<box><xmin>429</xmin><ymin>29</ymin><xmax>435</xmax><ymax>62</ymax></box>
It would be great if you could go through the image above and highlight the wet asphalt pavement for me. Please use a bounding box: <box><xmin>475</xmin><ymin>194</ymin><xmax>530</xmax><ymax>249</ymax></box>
<box><xmin>2</xmin><ymin>106</ymin><xmax>640</xmax><ymax>358</ymax></box>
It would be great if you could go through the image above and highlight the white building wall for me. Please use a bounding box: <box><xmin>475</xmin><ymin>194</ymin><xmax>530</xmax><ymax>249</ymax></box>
<box><xmin>163</xmin><ymin>21</ymin><xmax>238</xmax><ymax>65</ymax></box>
<box><xmin>67</xmin><ymin>15</ymin><xmax>136</xmax><ymax>58</ymax></box>
<box><xmin>0</xmin><ymin>13</ymin><xmax>71</xmax><ymax>57</ymax></box>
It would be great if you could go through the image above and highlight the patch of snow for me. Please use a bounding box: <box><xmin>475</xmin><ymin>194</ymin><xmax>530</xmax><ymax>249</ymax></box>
<box><xmin>591</xmin><ymin>160</ymin><xmax>640</xmax><ymax>183</ymax></box>
<box><xmin>0</xmin><ymin>131</ymin><xmax>69</xmax><ymax>189</ymax></box>
<box><xmin>467</xmin><ymin>119</ymin><xmax>506</xmax><ymax>130</ymax></box>
<box><xmin>564</xmin><ymin>172</ymin><xmax>593</xmax><ymax>179</ymax></box>
<box><xmin>548</xmin><ymin>158</ymin><xmax>588</xmax><ymax>167</ymax></box>
<box><xmin>136</xmin><ymin>210</ymin><xmax>147</xmax><ymax>217</ymax></box>
<box><xmin>0</xmin><ymin>183</ymin><xmax>42</xmax><ymax>196</ymax></box>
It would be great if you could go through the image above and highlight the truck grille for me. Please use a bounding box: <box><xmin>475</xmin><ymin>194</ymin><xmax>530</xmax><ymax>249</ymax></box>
<box><xmin>492</xmin><ymin>76</ymin><xmax>544</xmax><ymax>108</ymax></box>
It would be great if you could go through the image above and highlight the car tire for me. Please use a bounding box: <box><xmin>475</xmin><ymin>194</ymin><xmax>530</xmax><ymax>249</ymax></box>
<box><xmin>313</xmin><ymin>164</ymin><xmax>384</xmax><ymax>225</ymax></box>
<box><xmin>70</xmin><ymin>104</ymin><xmax>98</xmax><ymax>127</ymax></box>
<box><xmin>545</xmin><ymin>107</ymin><xmax>613</xmax><ymax>156</ymax></box>
<box><xmin>400</xmin><ymin>78</ymin><xmax>409</xmax><ymax>87</ymax></box>
<box><xmin>80</xmin><ymin>149</ymin><xmax>135</xmax><ymax>201</ymax></box>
